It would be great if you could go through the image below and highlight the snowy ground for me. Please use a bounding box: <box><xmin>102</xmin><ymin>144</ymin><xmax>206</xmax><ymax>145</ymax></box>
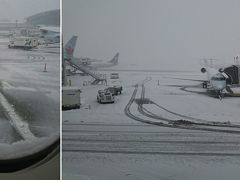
<box><xmin>0</xmin><ymin>36</ymin><xmax>59</xmax><ymax>159</ymax></box>
<box><xmin>63</xmin><ymin>65</ymin><xmax>240</xmax><ymax>180</ymax></box>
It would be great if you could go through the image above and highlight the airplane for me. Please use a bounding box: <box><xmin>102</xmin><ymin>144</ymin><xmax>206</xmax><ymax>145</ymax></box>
<box><xmin>64</xmin><ymin>36</ymin><xmax>119</xmax><ymax>69</ymax></box>
<box><xmin>200</xmin><ymin>66</ymin><xmax>228</xmax><ymax>99</ymax></box>
<box><xmin>170</xmin><ymin>62</ymin><xmax>235</xmax><ymax>99</ymax></box>
<box><xmin>38</xmin><ymin>26</ymin><xmax>60</xmax><ymax>45</ymax></box>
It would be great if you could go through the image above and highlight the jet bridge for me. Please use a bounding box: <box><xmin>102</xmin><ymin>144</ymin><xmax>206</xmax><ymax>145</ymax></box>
<box><xmin>67</xmin><ymin>60</ymin><xmax>106</xmax><ymax>85</ymax></box>
<box><xmin>223</xmin><ymin>65</ymin><xmax>240</xmax><ymax>85</ymax></box>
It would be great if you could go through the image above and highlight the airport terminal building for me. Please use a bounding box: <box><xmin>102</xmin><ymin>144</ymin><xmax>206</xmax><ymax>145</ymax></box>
<box><xmin>26</xmin><ymin>9</ymin><xmax>60</xmax><ymax>26</ymax></box>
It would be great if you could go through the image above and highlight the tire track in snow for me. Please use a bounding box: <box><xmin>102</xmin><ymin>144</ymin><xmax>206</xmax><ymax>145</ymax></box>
<box><xmin>125</xmin><ymin>82</ymin><xmax>240</xmax><ymax>134</ymax></box>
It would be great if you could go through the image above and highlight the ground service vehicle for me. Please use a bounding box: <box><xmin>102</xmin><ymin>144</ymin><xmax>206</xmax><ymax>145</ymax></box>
<box><xmin>97</xmin><ymin>90</ymin><xmax>115</xmax><ymax>103</ymax></box>
<box><xmin>62</xmin><ymin>87</ymin><xmax>81</xmax><ymax>110</ymax></box>
<box><xmin>8</xmin><ymin>36</ymin><xmax>38</xmax><ymax>49</ymax></box>
<box><xmin>110</xmin><ymin>73</ymin><xmax>119</xmax><ymax>79</ymax></box>
<box><xmin>105</xmin><ymin>85</ymin><xmax>123</xmax><ymax>95</ymax></box>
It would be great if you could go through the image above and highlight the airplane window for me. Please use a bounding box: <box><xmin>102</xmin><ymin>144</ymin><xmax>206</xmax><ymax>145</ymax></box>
<box><xmin>0</xmin><ymin>17</ymin><xmax>60</xmax><ymax>172</ymax></box>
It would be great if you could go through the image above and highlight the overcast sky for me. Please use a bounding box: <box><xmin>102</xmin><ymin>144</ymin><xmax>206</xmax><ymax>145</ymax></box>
<box><xmin>0</xmin><ymin>0</ymin><xmax>59</xmax><ymax>22</ymax></box>
<box><xmin>64</xmin><ymin>0</ymin><xmax>240</xmax><ymax>70</ymax></box>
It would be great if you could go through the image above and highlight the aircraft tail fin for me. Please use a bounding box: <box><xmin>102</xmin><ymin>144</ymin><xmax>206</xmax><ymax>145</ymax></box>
<box><xmin>64</xmin><ymin>36</ymin><xmax>78</xmax><ymax>60</ymax></box>
<box><xmin>109</xmin><ymin>53</ymin><xmax>119</xmax><ymax>64</ymax></box>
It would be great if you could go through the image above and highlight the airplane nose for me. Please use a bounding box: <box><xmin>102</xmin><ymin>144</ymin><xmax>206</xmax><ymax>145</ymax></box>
<box><xmin>218</xmin><ymin>86</ymin><xmax>224</xmax><ymax>90</ymax></box>
<box><xmin>216</xmin><ymin>84</ymin><xmax>225</xmax><ymax>90</ymax></box>
<box><xmin>212</xmin><ymin>81</ymin><xmax>225</xmax><ymax>90</ymax></box>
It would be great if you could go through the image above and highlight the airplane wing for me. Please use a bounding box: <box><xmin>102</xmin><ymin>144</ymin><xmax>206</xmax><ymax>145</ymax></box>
<box><xmin>74</xmin><ymin>57</ymin><xmax>104</xmax><ymax>62</ymax></box>
<box><xmin>166</xmin><ymin>77</ymin><xmax>207</xmax><ymax>82</ymax></box>
<box><xmin>87</xmin><ymin>58</ymin><xmax>104</xmax><ymax>62</ymax></box>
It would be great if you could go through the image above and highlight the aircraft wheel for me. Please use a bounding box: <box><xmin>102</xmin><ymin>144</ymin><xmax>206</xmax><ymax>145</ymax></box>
<box><xmin>202</xmin><ymin>82</ymin><xmax>207</xmax><ymax>89</ymax></box>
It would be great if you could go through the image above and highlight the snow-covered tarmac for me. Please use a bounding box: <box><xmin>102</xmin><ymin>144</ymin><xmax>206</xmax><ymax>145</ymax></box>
<box><xmin>63</xmin><ymin>68</ymin><xmax>240</xmax><ymax>180</ymax></box>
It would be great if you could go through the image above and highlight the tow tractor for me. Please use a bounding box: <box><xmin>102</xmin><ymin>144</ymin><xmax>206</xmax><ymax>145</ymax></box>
<box><xmin>97</xmin><ymin>90</ymin><xmax>115</xmax><ymax>103</ymax></box>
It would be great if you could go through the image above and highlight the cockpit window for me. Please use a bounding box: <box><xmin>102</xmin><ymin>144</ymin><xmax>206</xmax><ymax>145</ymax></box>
<box><xmin>211</xmin><ymin>76</ymin><xmax>225</xmax><ymax>81</ymax></box>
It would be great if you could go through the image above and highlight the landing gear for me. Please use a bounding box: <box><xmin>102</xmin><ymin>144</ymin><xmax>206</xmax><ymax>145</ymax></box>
<box><xmin>216</xmin><ymin>90</ymin><xmax>223</xmax><ymax>100</ymax></box>
<box><xmin>218</xmin><ymin>94</ymin><xmax>222</xmax><ymax>100</ymax></box>
<box><xmin>202</xmin><ymin>81</ymin><xmax>207</xmax><ymax>88</ymax></box>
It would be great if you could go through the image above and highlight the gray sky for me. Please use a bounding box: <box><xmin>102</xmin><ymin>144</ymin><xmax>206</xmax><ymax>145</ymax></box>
<box><xmin>63</xmin><ymin>0</ymin><xmax>240</xmax><ymax>70</ymax></box>
<box><xmin>0</xmin><ymin>0</ymin><xmax>59</xmax><ymax>22</ymax></box>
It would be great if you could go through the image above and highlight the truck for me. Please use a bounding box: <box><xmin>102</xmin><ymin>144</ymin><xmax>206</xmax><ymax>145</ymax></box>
<box><xmin>8</xmin><ymin>36</ymin><xmax>38</xmax><ymax>50</ymax></box>
<box><xmin>62</xmin><ymin>87</ymin><xmax>81</xmax><ymax>110</ymax></box>
<box><xmin>97</xmin><ymin>90</ymin><xmax>115</xmax><ymax>103</ymax></box>
<box><xmin>105</xmin><ymin>85</ymin><xmax>123</xmax><ymax>95</ymax></box>
<box><xmin>110</xmin><ymin>73</ymin><xmax>119</xmax><ymax>79</ymax></box>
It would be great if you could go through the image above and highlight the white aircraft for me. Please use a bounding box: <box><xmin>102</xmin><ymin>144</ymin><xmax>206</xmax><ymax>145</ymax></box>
<box><xmin>64</xmin><ymin>36</ymin><xmax>119</xmax><ymax>69</ymax></box>
<box><xmin>200</xmin><ymin>66</ymin><xmax>228</xmax><ymax>99</ymax></box>
<box><xmin>172</xmin><ymin>61</ymin><xmax>234</xmax><ymax>99</ymax></box>
<box><xmin>39</xmin><ymin>26</ymin><xmax>60</xmax><ymax>44</ymax></box>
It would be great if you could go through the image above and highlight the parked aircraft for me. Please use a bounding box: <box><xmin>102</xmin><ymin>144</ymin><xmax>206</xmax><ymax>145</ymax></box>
<box><xmin>64</xmin><ymin>36</ymin><xmax>119</xmax><ymax>69</ymax></box>
<box><xmin>63</xmin><ymin>36</ymin><xmax>108</xmax><ymax>85</ymax></box>
<box><xmin>171</xmin><ymin>63</ymin><xmax>235</xmax><ymax>99</ymax></box>
<box><xmin>200</xmin><ymin>66</ymin><xmax>228</xmax><ymax>99</ymax></box>
<box><xmin>39</xmin><ymin>26</ymin><xmax>60</xmax><ymax>44</ymax></box>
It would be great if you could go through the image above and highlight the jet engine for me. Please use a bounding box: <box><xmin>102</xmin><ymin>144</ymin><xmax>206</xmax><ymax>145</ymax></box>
<box><xmin>201</xmin><ymin>68</ymin><xmax>206</xmax><ymax>73</ymax></box>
